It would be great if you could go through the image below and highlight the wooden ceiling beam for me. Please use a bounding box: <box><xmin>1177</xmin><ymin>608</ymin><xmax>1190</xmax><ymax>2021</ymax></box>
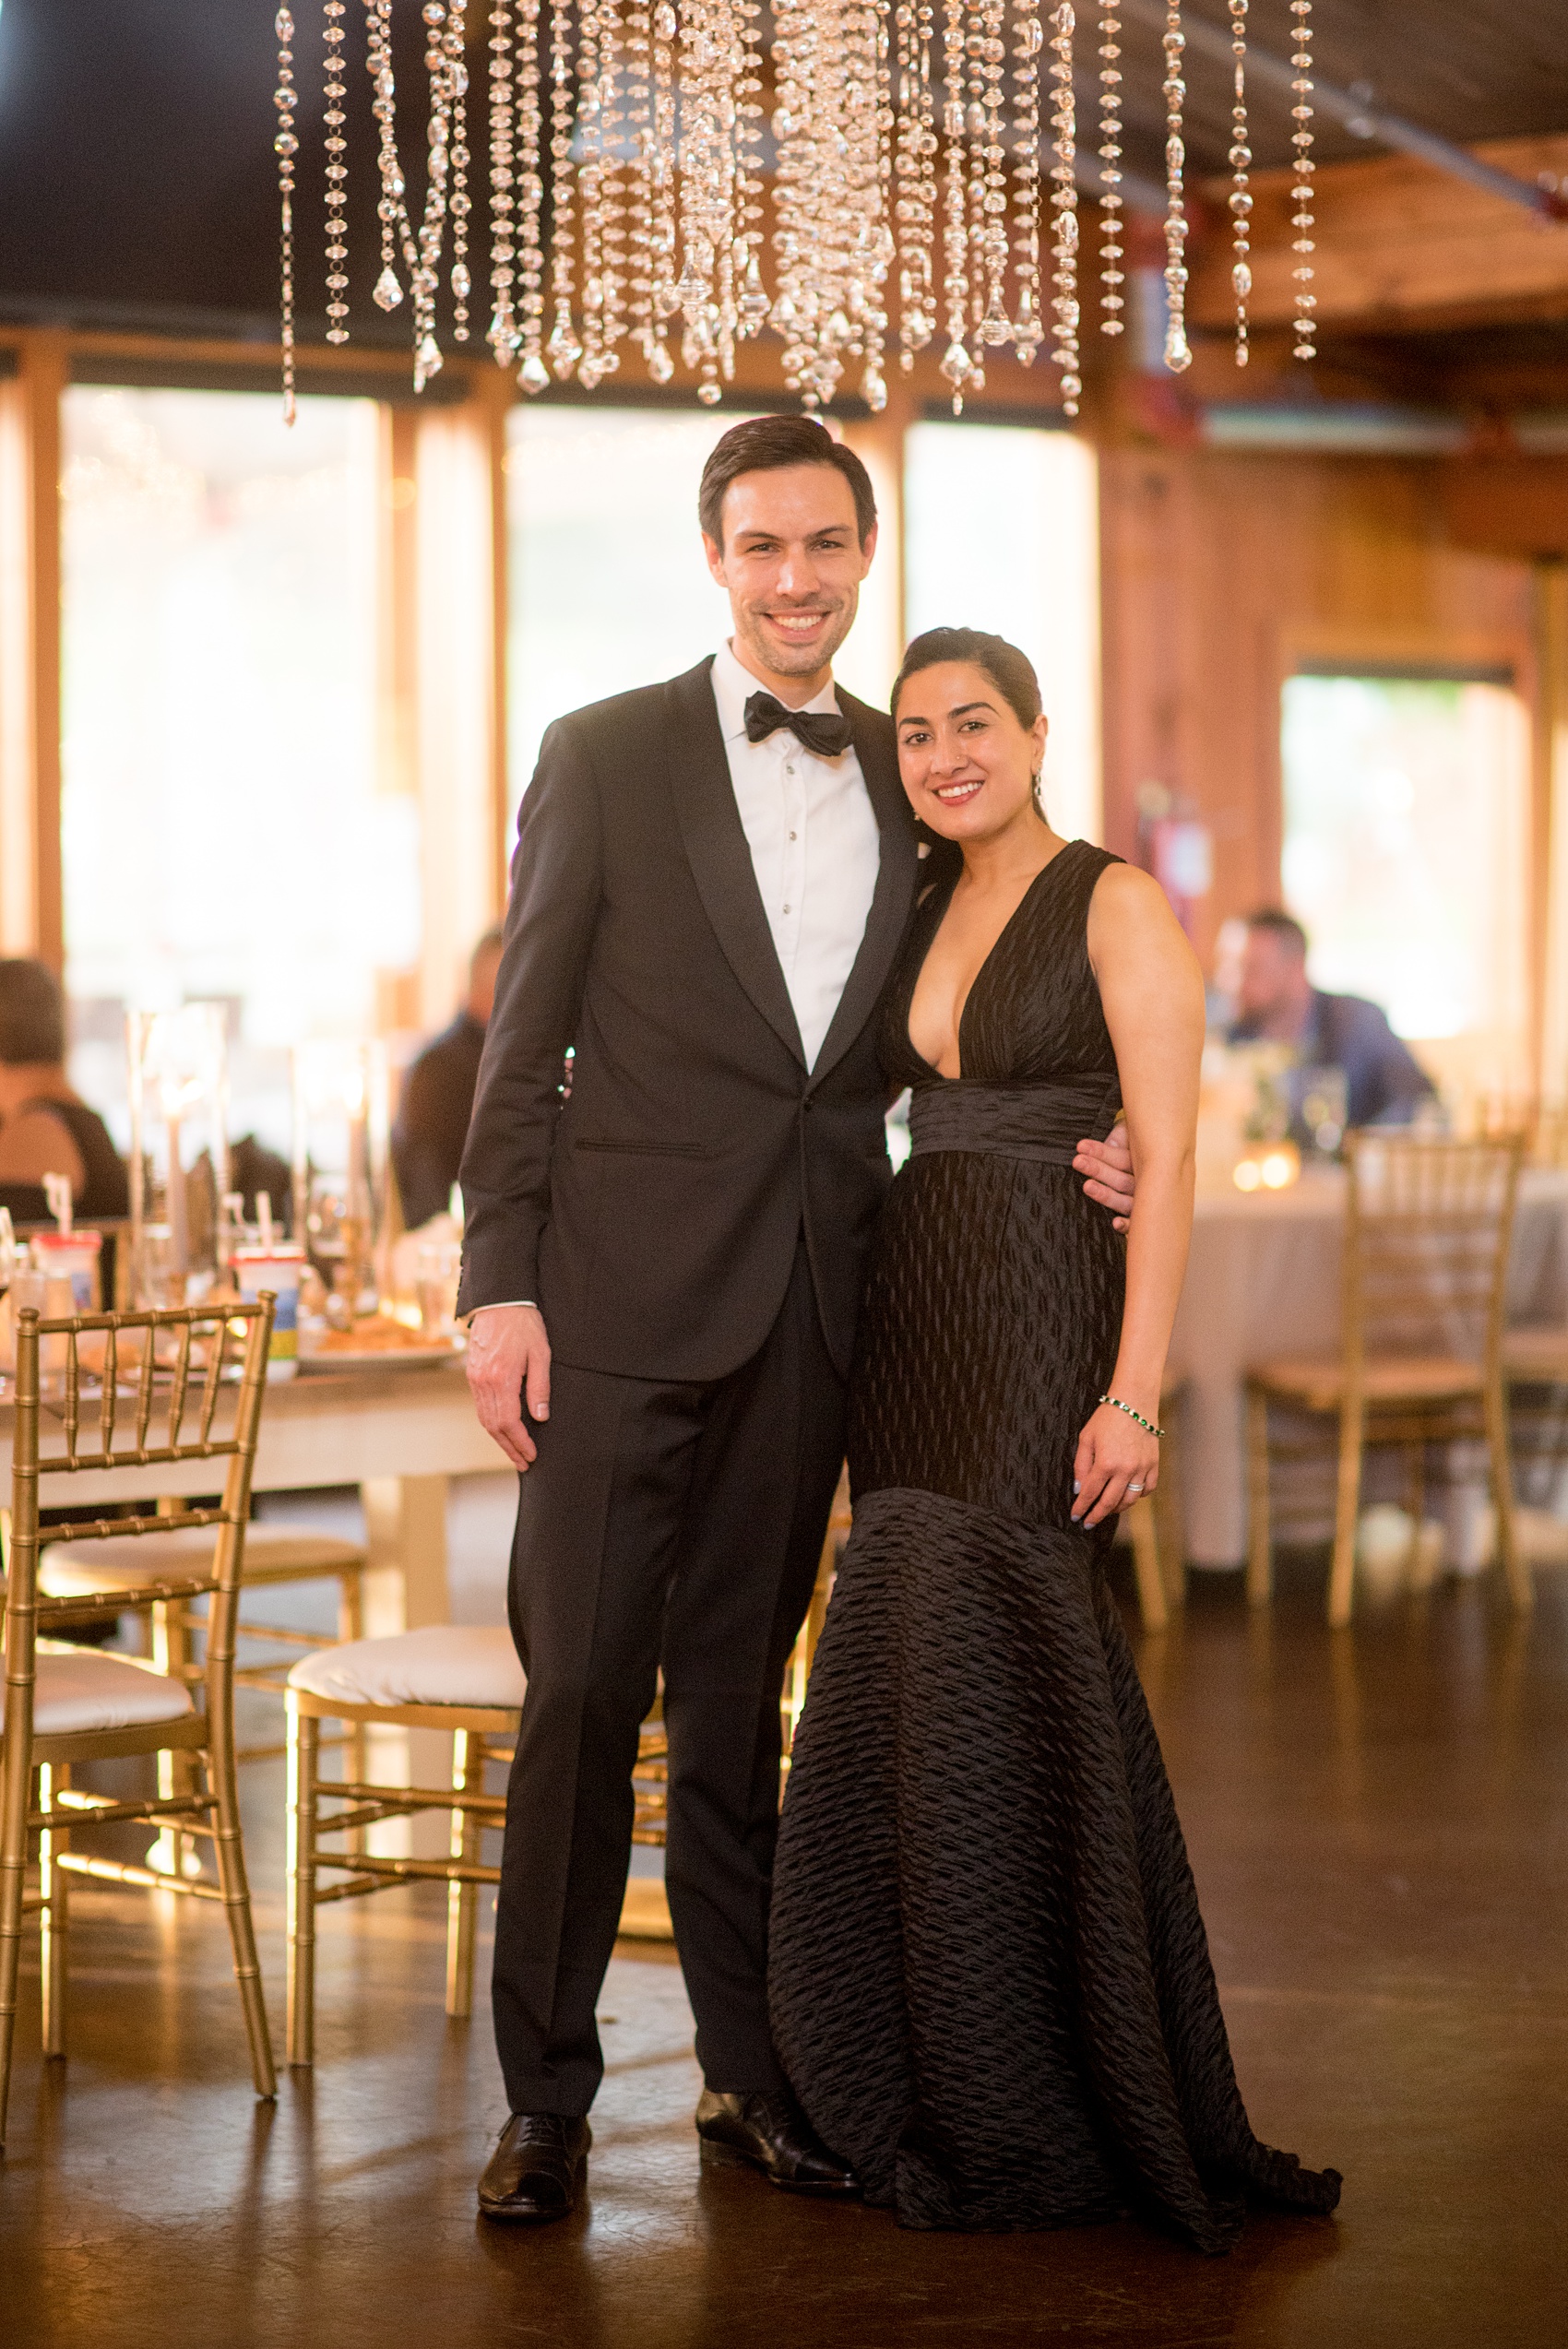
<box><xmin>1189</xmin><ymin>134</ymin><xmax>1568</xmax><ymax>336</ymax></box>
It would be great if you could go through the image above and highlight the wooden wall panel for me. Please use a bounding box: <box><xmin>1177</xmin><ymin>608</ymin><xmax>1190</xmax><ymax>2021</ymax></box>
<box><xmin>1099</xmin><ymin>449</ymin><xmax>1540</xmax><ymax>979</ymax></box>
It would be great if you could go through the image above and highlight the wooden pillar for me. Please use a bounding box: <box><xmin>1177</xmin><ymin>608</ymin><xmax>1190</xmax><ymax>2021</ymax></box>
<box><xmin>1536</xmin><ymin>562</ymin><xmax>1568</xmax><ymax>1104</ymax></box>
<box><xmin>0</xmin><ymin>332</ymin><xmax>65</xmax><ymax>968</ymax></box>
<box><xmin>838</xmin><ymin>388</ymin><xmax>911</xmax><ymax>712</ymax></box>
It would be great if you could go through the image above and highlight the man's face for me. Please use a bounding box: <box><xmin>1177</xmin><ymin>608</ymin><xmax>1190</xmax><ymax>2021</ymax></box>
<box><xmin>1236</xmin><ymin>929</ymin><xmax>1309</xmax><ymax>1026</ymax></box>
<box><xmin>703</xmin><ymin>463</ymin><xmax>875</xmax><ymax>696</ymax></box>
<box><xmin>468</xmin><ymin>943</ymin><xmax>504</xmax><ymax>1027</ymax></box>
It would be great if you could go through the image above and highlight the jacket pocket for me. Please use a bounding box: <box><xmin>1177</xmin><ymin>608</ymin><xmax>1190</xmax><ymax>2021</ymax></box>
<box><xmin>572</xmin><ymin>1137</ymin><xmax>716</xmax><ymax>1158</ymax></box>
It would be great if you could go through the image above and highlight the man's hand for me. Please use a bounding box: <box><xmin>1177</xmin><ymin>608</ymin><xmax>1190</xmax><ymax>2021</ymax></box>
<box><xmin>466</xmin><ymin>1303</ymin><xmax>552</xmax><ymax>1472</ymax></box>
<box><xmin>1074</xmin><ymin>1123</ymin><xmax>1134</xmax><ymax>1234</ymax></box>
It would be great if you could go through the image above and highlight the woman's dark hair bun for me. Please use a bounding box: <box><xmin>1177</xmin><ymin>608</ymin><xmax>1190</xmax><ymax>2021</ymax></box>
<box><xmin>891</xmin><ymin>627</ymin><xmax>1041</xmax><ymax>733</ymax></box>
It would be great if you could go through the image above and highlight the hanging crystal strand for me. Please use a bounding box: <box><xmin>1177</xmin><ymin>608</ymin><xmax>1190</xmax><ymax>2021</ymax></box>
<box><xmin>1159</xmin><ymin>3</ymin><xmax>1191</xmax><ymax>373</ymax></box>
<box><xmin>576</xmin><ymin>0</ymin><xmax>608</xmax><ymax>386</ymax></box>
<box><xmin>1008</xmin><ymin>1</ymin><xmax>1043</xmax><ymax>365</ymax></box>
<box><xmin>447</xmin><ymin>3</ymin><xmax>473</xmax><ymax>338</ymax></box>
<box><xmin>624</xmin><ymin>0</ymin><xmax>655</xmax><ymax>364</ymax></box>
<box><xmin>894</xmin><ymin>1</ymin><xmax>935</xmax><ymax>374</ymax></box>
<box><xmin>804</xmin><ymin>0</ymin><xmax>845</xmax><ymax>409</ymax></box>
<box><xmin>547</xmin><ymin>0</ymin><xmax>583</xmax><ymax>377</ymax></box>
<box><xmin>1289</xmin><ymin>0</ymin><xmax>1316</xmax><ymax>361</ymax></box>
<box><xmin>322</xmin><ymin>3</ymin><xmax>350</xmax><ymax>346</ymax></box>
<box><xmin>515</xmin><ymin>0</ymin><xmax>549</xmax><ymax>386</ymax></box>
<box><xmin>860</xmin><ymin>0</ymin><xmax>895</xmax><ymax>410</ymax></box>
<box><xmin>1047</xmin><ymin>6</ymin><xmax>1079</xmax><ymax>413</ymax></box>
<box><xmin>676</xmin><ymin>0</ymin><xmax>731</xmax><ymax>405</ymax></box>
<box><xmin>964</xmin><ymin>8</ymin><xmax>988</xmax><ymax>356</ymax></box>
<box><xmin>275</xmin><ymin>9</ymin><xmax>298</xmax><ymax>423</ymax></box>
<box><xmin>410</xmin><ymin>2</ymin><xmax>458</xmax><ymax>391</ymax></box>
<box><xmin>365</xmin><ymin>2</ymin><xmax>415</xmax><ymax>317</ymax></box>
<box><xmin>1096</xmin><ymin>3</ymin><xmax>1123</xmax><ymax>334</ymax></box>
<box><xmin>598</xmin><ymin>0</ymin><xmax>630</xmax><ymax>371</ymax></box>
<box><xmin>976</xmin><ymin>0</ymin><xmax>1010</xmax><ymax>353</ymax></box>
<box><xmin>938</xmin><ymin>0</ymin><xmax>972</xmax><ymax>410</ymax></box>
<box><xmin>1227</xmin><ymin>0</ymin><xmax>1250</xmax><ymax>366</ymax></box>
<box><xmin>770</xmin><ymin>0</ymin><xmax>812</xmax><ymax>402</ymax></box>
<box><xmin>734</xmin><ymin>0</ymin><xmax>770</xmax><ymax>341</ymax></box>
<box><xmin>647</xmin><ymin>0</ymin><xmax>679</xmax><ymax>381</ymax></box>
<box><xmin>488</xmin><ymin>2</ymin><xmax>519</xmax><ymax>360</ymax></box>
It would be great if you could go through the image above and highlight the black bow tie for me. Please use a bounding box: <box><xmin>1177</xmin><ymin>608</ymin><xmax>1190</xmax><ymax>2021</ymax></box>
<box><xmin>743</xmin><ymin>691</ymin><xmax>853</xmax><ymax>760</ymax></box>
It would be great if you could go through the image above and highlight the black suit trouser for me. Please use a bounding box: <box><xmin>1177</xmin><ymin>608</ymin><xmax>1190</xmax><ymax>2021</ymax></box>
<box><xmin>492</xmin><ymin>1240</ymin><xmax>847</xmax><ymax>2116</ymax></box>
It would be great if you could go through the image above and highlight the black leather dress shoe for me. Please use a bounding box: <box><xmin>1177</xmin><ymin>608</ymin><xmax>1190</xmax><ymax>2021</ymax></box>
<box><xmin>695</xmin><ymin>2089</ymin><xmax>860</xmax><ymax>2194</ymax></box>
<box><xmin>477</xmin><ymin>2113</ymin><xmax>591</xmax><ymax>2224</ymax></box>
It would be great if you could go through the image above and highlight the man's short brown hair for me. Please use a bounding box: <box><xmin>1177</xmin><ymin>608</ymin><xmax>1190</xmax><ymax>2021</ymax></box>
<box><xmin>698</xmin><ymin>416</ymin><xmax>876</xmax><ymax>550</ymax></box>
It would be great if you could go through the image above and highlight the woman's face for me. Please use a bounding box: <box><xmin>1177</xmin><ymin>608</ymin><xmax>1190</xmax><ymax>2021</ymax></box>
<box><xmin>893</xmin><ymin>660</ymin><xmax>1049</xmax><ymax>846</ymax></box>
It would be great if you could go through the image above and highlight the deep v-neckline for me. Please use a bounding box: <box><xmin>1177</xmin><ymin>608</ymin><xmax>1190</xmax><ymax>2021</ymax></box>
<box><xmin>906</xmin><ymin>839</ymin><xmax>1087</xmax><ymax>1084</ymax></box>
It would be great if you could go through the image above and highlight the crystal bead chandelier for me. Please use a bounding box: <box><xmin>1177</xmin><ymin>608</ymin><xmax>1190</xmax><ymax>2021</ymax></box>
<box><xmin>273</xmin><ymin>2</ymin><xmax>1313</xmax><ymax>422</ymax></box>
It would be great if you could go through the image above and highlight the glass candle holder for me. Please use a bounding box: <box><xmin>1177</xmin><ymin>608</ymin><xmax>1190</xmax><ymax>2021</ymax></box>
<box><xmin>127</xmin><ymin>1005</ymin><xmax>231</xmax><ymax>1307</ymax></box>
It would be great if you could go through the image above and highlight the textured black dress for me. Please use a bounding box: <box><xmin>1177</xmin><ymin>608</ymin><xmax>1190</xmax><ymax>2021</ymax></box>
<box><xmin>767</xmin><ymin>840</ymin><xmax>1341</xmax><ymax>2249</ymax></box>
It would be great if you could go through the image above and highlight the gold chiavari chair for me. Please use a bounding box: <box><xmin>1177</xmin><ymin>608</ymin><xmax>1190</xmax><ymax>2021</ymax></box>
<box><xmin>0</xmin><ymin>1298</ymin><xmax>278</xmax><ymax>2147</ymax></box>
<box><xmin>284</xmin><ymin>1626</ymin><xmax>525</xmax><ymax>2065</ymax></box>
<box><xmin>39</xmin><ymin>1518</ymin><xmax>369</xmax><ymax>1771</ymax></box>
<box><xmin>1501</xmin><ymin>1102</ymin><xmax>1568</xmax><ymax>1535</ymax></box>
<box><xmin>1245</xmin><ymin>1133</ymin><xmax>1526</xmax><ymax>1630</ymax></box>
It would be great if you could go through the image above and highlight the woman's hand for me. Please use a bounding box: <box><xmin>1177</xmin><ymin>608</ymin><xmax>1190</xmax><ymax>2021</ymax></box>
<box><xmin>1072</xmin><ymin>1403</ymin><xmax>1158</xmax><ymax>1529</ymax></box>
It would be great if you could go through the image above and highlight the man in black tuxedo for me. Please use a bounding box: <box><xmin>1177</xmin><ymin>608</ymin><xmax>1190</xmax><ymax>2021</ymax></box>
<box><xmin>457</xmin><ymin>416</ymin><xmax>1134</xmax><ymax>2221</ymax></box>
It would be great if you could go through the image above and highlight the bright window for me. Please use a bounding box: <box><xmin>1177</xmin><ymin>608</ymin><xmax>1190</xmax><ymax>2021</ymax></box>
<box><xmin>902</xmin><ymin>422</ymin><xmax>1101</xmax><ymax>845</ymax></box>
<box><xmin>1279</xmin><ymin>674</ymin><xmax>1528</xmax><ymax>1051</ymax></box>
<box><xmin>505</xmin><ymin>406</ymin><xmax>766</xmax><ymax>801</ymax></box>
<box><xmin>60</xmin><ymin>386</ymin><xmax>408</xmax><ymax>1144</ymax></box>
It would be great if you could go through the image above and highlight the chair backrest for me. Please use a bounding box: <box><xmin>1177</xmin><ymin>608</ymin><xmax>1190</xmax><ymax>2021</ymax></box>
<box><xmin>1344</xmin><ymin>1134</ymin><xmax>1522</xmax><ymax>1371</ymax></box>
<box><xmin>4</xmin><ymin>1299</ymin><xmax>274</xmax><ymax>1730</ymax></box>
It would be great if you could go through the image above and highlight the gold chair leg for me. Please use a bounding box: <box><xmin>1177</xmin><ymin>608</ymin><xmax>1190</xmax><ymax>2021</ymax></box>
<box><xmin>38</xmin><ymin>1762</ymin><xmax>68</xmax><ymax>2060</ymax></box>
<box><xmin>0</xmin><ymin>1744</ymin><xmax>31</xmax><ymax>2152</ymax></box>
<box><xmin>1327</xmin><ymin>1398</ymin><xmax>1364</xmax><ymax>1631</ymax></box>
<box><xmin>207</xmin><ymin>1704</ymin><xmax>276</xmax><ymax>2100</ymax></box>
<box><xmin>1486</xmin><ymin>1376</ymin><xmax>1532</xmax><ymax>1613</ymax></box>
<box><xmin>339</xmin><ymin>1572</ymin><xmax>368</xmax><ymax>1855</ymax></box>
<box><xmin>150</xmin><ymin>1599</ymin><xmax>197</xmax><ymax>1880</ymax></box>
<box><xmin>445</xmin><ymin>1730</ymin><xmax>486</xmax><ymax>2021</ymax></box>
<box><xmin>1127</xmin><ymin>1498</ymin><xmax>1168</xmax><ymax>1632</ymax></box>
<box><xmin>1244</xmin><ymin>1385</ymin><xmax>1274</xmax><ymax>1607</ymax></box>
<box><xmin>286</xmin><ymin>1703</ymin><xmax>319</xmax><ymax>2069</ymax></box>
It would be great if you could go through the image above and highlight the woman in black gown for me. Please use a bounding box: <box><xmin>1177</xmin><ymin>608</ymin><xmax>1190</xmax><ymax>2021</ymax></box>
<box><xmin>767</xmin><ymin>629</ymin><xmax>1341</xmax><ymax>2251</ymax></box>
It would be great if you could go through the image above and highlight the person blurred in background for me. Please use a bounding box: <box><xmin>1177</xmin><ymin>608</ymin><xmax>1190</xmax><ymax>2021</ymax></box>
<box><xmin>392</xmin><ymin>925</ymin><xmax>505</xmax><ymax>1229</ymax></box>
<box><xmin>0</xmin><ymin>958</ymin><xmax>129</xmax><ymax>1224</ymax></box>
<box><xmin>1226</xmin><ymin>908</ymin><xmax>1435</xmax><ymax>1131</ymax></box>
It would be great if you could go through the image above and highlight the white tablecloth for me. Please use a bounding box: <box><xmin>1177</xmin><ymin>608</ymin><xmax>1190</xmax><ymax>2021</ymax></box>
<box><xmin>1165</xmin><ymin>1168</ymin><xmax>1568</xmax><ymax>1569</ymax></box>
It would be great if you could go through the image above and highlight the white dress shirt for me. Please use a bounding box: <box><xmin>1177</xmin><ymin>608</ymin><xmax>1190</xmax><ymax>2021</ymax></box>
<box><xmin>709</xmin><ymin>639</ymin><xmax>881</xmax><ymax>1072</ymax></box>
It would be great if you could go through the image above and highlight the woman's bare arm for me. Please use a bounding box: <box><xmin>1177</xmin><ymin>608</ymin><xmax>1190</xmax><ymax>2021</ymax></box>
<box><xmin>1072</xmin><ymin>863</ymin><xmax>1206</xmax><ymax>1529</ymax></box>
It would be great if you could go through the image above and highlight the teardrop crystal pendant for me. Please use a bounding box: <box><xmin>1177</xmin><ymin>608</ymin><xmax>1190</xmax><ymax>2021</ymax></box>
<box><xmin>517</xmin><ymin>351</ymin><xmax>550</xmax><ymax>394</ymax></box>
<box><xmin>374</xmin><ymin>266</ymin><xmax>404</xmax><ymax>311</ymax></box>
<box><xmin>413</xmin><ymin>331</ymin><xmax>443</xmax><ymax>389</ymax></box>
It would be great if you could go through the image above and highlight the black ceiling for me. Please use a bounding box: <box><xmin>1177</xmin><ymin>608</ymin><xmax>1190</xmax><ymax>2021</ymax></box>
<box><xmin>0</xmin><ymin>1</ymin><xmax>1563</xmax><ymax>350</ymax></box>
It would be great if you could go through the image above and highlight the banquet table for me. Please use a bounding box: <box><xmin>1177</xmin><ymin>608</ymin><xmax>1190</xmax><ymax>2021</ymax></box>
<box><xmin>1166</xmin><ymin>1166</ymin><xmax>1568</xmax><ymax>1570</ymax></box>
<box><xmin>0</xmin><ymin>1357</ymin><xmax>499</xmax><ymax>1636</ymax></box>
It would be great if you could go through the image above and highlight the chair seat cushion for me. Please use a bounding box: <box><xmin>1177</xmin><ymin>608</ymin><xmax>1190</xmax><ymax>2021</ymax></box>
<box><xmin>0</xmin><ymin>1643</ymin><xmax>195</xmax><ymax>1737</ymax></box>
<box><xmin>1504</xmin><ymin>1327</ymin><xmax>1568</xmax><ymax>1381</ymax></box>
<box><xmin>288</xmin><ymin>1626</ymin><xmax>526</xmax><ymax>1712</ymax></box>
<box><xmin>1249</xmin><ymin>1354</ymin><xmax>1485</xmax><ymax>1410</ymax></box>
<box><xmin>40</xmin><ymin>1521</ymin><xmax>365</xmax><ymax>1599</ymax></box>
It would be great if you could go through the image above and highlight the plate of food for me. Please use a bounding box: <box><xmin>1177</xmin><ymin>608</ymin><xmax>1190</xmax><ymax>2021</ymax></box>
<box><xmin>297</xmin><ymin>1313</ymin><xmax>466</xmax><ymax>1373</ymax></box>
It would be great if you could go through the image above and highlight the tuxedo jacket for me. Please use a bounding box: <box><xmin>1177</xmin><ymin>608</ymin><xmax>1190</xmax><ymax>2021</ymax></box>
<box><xmin>455</xmin><ymin>657</ymin><xmax>923</xmax><ymax>1382</ymax></box>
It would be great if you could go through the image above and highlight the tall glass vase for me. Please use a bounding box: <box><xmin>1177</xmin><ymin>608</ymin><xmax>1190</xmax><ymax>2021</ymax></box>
<box><xmin>126</xmin><ymin>1005</ymin><xmax>232</xmax><ymax>1307</ymax></box>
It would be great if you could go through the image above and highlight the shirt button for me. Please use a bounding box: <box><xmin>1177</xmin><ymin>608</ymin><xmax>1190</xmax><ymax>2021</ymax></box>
<box><xmin>785</xmin><ymin>764</ymin><xmax>796</xmax><ymax>776</ymax></box>
<box><xmin>782</xmin><ymin>904</ymin><xmax>791</xmax><ymax>914</ymax></box>
<box><xmin>789</xmin><ymin>830</ymin><xmax>798</xmax><ymax>841</ymax></box>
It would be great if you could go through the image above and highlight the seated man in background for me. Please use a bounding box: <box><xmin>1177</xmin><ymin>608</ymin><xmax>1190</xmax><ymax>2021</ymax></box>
<box><xmin>392</xmin><ymin>926</ymin><xmax>505</xmax><ymax>1229</ymax></box>
<box><xmin>0</xmin><ymin>957</ymin><xmax>129</xmax><ymax>1223</ymax></box>
<box><xmin>1227</xmin><ymin>908</ymin><xmax>1436</xmax><ymax>1131</ymax></box>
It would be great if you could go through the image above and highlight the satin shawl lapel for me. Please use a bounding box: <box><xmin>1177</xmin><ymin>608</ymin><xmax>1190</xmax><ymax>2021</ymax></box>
<box><xmin>809</xmin><ymin>694</ymin><xmax>921</xmax><ymax>1089</ymax></box>
<box><xmin>664</xmin><ymin>659</ymin><xmax>806</xmax><ymax>1068</ymax></box>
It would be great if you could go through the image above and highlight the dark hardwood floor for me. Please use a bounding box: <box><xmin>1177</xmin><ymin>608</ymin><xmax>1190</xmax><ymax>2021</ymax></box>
<box><xmin>3</xmin><ymin>1565</ymin><xmax>1566</xmax><ymax>2348</ymax></box>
